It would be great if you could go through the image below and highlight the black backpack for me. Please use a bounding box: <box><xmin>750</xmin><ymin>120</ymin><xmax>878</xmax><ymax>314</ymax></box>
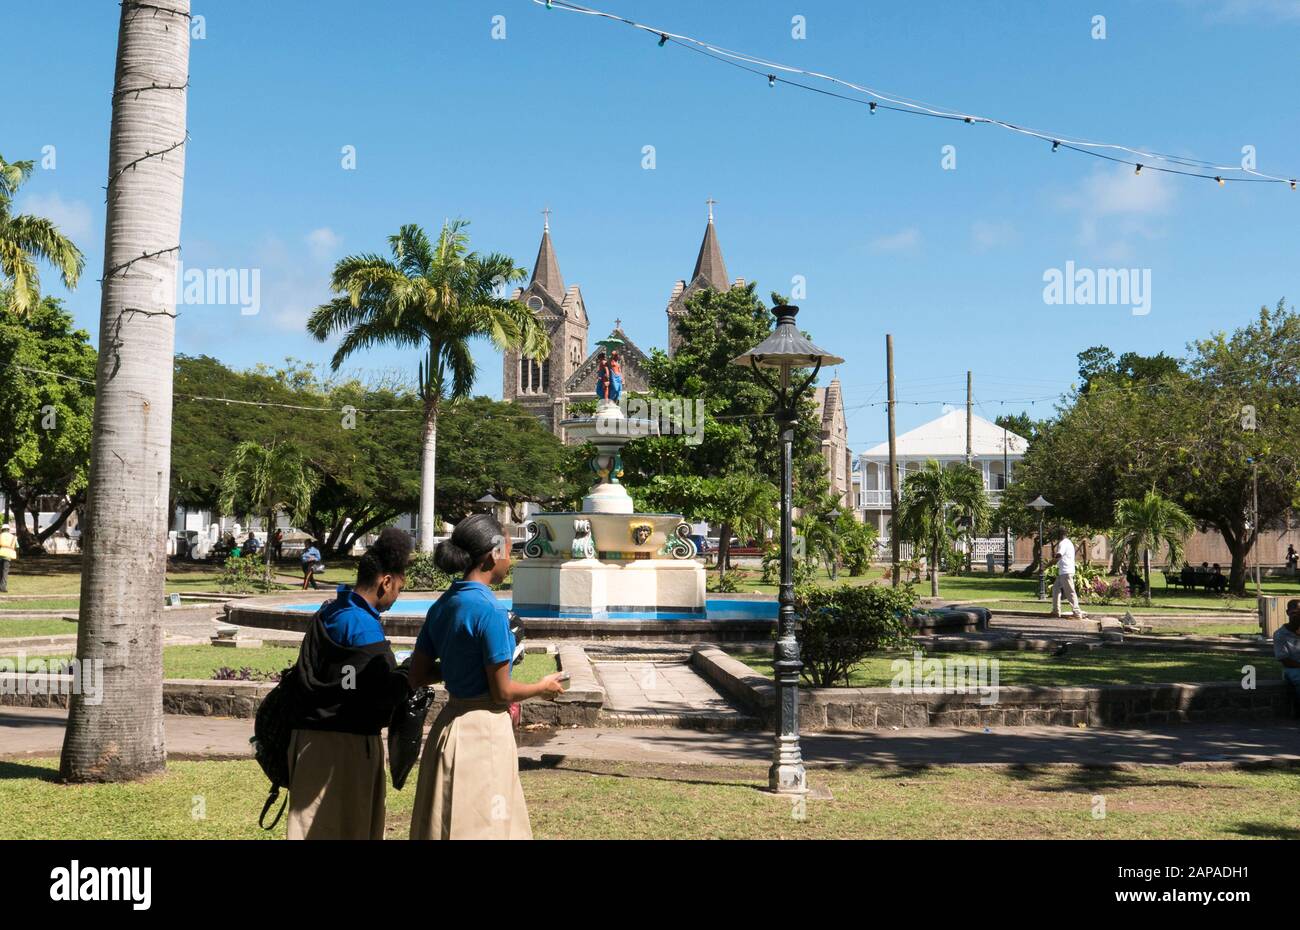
<box><xmin>250</xmin><ymin>666</ymin><xmax>301</xmax><ymax>830</ymax></box>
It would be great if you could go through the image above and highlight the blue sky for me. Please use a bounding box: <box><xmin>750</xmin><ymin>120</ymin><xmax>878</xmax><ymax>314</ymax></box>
<box><xmin>7</xmin><ymin>0</ymin><xmax>1299</xmax><ymax>450</ymax></box>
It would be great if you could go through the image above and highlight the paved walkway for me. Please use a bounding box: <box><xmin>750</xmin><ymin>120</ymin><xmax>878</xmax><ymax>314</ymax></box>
<box><xmin>595</xmin><ymin>660</ymin><xmax>738</xmax><ymax>716</ymax></box>
<box><xmin>4</xmin><ymin>705</ymin><xmax>1297</xmax><ymax>767</ymax></box>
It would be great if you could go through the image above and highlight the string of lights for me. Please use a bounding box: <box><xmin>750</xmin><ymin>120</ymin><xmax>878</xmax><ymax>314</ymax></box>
<box><xmin>535</xmin><ymin>0</ymin><xmax>1300</xmax><ymax>190</ymax></box>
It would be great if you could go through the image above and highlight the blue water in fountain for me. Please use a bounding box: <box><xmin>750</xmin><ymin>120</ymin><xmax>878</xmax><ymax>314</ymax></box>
<box><xmin>283</xmin><ymin>596</ymin><xmax>776</xmax><ymax>621</ymax></box>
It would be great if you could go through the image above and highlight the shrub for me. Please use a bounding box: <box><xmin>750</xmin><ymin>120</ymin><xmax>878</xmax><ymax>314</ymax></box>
<box><xmin>709</xmin><ymin>571</ymin><xmax>742</xmax><ymax>593</ymax></box>
<box><xmin>1088</xmin><ymin>575</ymin><xmax>1130</xmax><ymax>605</ymax></box>
<box><xmin>761</xmin><ymin>544</ymin><xmax>819</xmax><ymax>586</ymax></box>
<box><xmin>217</xmin><ymin>554</ymin><xmax>268</xmax><ymax>594</ymax></box>
<box><xmin>794</xmin><ymin>583</ymin><xmax>917</xmax><ymax>687</ymax></box>
<box><xmin>213</xmin><ymin>666</ymin><xmax>282</xmax><ymax>682</ymax></box>
<box><xmin>405</xmin><ymin>552</ymin><xmax>452</xmax><ymax>591</ymax></box>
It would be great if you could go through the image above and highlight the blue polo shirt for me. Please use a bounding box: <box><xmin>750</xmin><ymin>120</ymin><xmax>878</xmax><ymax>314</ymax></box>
<box><xmin>414</xmin><ymin>580</ymin><xmax>513</xmax><ymax>699</ymax></box>
<box><xmin>318</xmin><ymin>585</ymin><xmax>386</xmax><ymax>647</ymax></box>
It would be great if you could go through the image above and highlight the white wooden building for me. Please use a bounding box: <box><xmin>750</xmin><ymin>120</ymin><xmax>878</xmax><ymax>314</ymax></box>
<box><xmin>857</xmin><ymin>410</ymin><xmax>1028</xmax><ymax>543</ymax></box>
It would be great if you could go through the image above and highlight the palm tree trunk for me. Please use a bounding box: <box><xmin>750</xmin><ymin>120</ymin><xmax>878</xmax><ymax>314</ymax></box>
<box><xmin>930</xmin><ymin>530</ymin><xmax>940</xmax><ymax>597</ymax></box>
<box><xmin>418</xmin><ymin>397</ymin><xmax>438</xmax><ymax>551</ymax></box>
<box><xmin>61</xmin><ymin>0</ymin><xmax>189</xmax><ymax>782</ymax></box>
<box><xmin>264</xmin><ymin>510</ymin><xmax>275</xmax><ymax>590</ymax></box>
<box><xmin>1143</xmin><ymin>547</ymin><xmax>1152</xmax><ymax>607</ymax></box>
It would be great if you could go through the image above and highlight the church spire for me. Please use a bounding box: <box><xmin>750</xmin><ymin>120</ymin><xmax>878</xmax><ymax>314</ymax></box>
<box><xmin>529</xmin><ymin>208</ymin><xmax>565</xmax><ymax>299</ymax></box>
<box><xmin>690</xmin><ymin>200</ymin><xmax>729</xmax><ymax>290</ymax></box>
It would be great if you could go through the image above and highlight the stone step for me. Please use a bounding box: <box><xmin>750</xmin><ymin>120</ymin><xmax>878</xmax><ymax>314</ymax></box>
<box><xmin>598</xmin><ymin>710</ymin><xmax>763</xmax><ymax>731</ymax></box>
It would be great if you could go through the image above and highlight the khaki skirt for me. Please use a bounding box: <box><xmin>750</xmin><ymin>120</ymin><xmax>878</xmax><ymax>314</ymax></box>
<box><xmin>409</xmin><ymin>697</ymin><xmax>532</xmax><ymax>840</ymax></box>
<box><xmin>286</xmin><ymin>729</ymin><xmax>386</xmax><ymax>840</ymax></box>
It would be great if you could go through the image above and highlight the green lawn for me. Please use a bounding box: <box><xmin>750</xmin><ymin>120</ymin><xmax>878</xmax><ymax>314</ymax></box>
<box><xmin>0</xmin><ymin>756</ymin><xmax>1295</xmax><ymax>839</ymax></box>
<box><xmin>720</xmin><ymin>563</ymin><xmax>1294</xmax><ymax>614</ymax></box>
<box><xmin>0</xmin><ymin>617</ymin><xmax>78</xmax><ymax>638</ymax></box>
<box><xmin>907</xmin><ymin>572</ymin><xmax>1294</xmax><ymax>614</ymax></box>
<box><xmin>0</xmin><ymin>597</ymin><xmax>81</xmax><ymax>612</ymax></box>
<box><xmin>0</xmin><ymin>554</ymin><xmax>312</xmax><ymax>597</ymax></box>
<box><xmin>730</xmin><ymin>648</ymin><xmax>1270</xmax><ymax>687</ymax></box>
<box><xmin>0</xmin><ymin>644</ymin><xmax>559</xmax><ymax>683</ymax></box>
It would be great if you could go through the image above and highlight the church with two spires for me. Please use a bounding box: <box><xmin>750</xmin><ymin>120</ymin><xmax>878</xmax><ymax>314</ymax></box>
<box><xmin>502</xmin><ymin>207</ymin><xmax>854</xmax><ymax>508</ymax></box>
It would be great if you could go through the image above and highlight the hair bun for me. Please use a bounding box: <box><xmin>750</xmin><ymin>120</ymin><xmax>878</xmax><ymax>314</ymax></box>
<box><xmin>434</xmin><ymin>540</ymin><xmax>473</xmax><ymax>575</ymax></box>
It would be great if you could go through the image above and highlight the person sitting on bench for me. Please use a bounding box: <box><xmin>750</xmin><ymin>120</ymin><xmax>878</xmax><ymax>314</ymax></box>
<box><xmin>1275</xmin><ymin>600</ymin><xmax>1300</xmax><ymax>712</ymax></box>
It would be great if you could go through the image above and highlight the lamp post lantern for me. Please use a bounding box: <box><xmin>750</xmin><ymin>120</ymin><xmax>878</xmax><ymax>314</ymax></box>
<box><xmin>1028</xmin><ymin>495</ymin><xmax>1053</xmax><ymax>601</ymax></box>
<box><xmin>732</xmin><ymin>304</ymin><xmax>844</xmax><ymax>795</ymax></box>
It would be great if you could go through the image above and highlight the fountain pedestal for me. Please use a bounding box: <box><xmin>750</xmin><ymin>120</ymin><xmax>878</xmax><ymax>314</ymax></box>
<box><xmin>511</xmin><ymin>402</ymin><xmax>708</xmax><ymax>619</ymax></box>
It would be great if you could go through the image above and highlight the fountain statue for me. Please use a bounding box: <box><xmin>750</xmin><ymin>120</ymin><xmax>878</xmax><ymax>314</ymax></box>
<box><xmin>510</xmin><ymin>398</ymin><xmax>706</xmax><ymax>619</ymax></box>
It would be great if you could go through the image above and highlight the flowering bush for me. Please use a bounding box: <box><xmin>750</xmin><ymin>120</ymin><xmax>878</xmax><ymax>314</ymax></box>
<box><xmin>212</xmin><ymin>666</ymin><xmax>281</xmax><ymax>682</ymax></box>
<box><xmin>1088</xmin><ymin>575</ymin><xmax>1130</xmax><ymax>605</ymax></box>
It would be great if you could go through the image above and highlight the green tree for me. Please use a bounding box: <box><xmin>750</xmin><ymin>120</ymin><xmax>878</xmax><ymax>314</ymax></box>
<box><xmin>171</xmin><ymin>356</ymin><xmax>424</xmax><ymax>555</ymax></box>
<box><xmin>638</xmin><ymin>473</ymin><xmax>777</xmax><ymax>581</ymax></box>
<box><xmin>1113</xmin><ymin>490</ymin><xmax>1196</xmax><ymax>605</ymax></box>
<box><xmin>892</xmin><ymin>461</ymin><xmax>988</xmax><ymax>597</ymax></box>
<box><xmin>626</xmin><ymin>283</ymin><xmax>827</xmax><ymax>571</ymax></box>
<box><xmin>993</xmin><ymin>412</ymin><xmax>1044</xmax><ymax>445</ymax></box>
<box><xmin>308</xmin><ymin>220</ymin><xmax>548</xmax><ymax>550</ymax></box>
<box><xmin>0</xmin><ymin>296</ymin><xmax>95</xmax><ymax>550</ymax></box>
<box><xmin>219</xmin><ymin>441</ymin><xmax>318</xmax><ymax>589</ymax></box>
<box><xmin>434</xmin><ymin>396</ymin><xmax>578</xmax><ymax>523</ymax></box>
<box><xmin>1019</xmin><ymin>302</ymin><xmax>1300</xmax><ymax>594</ymax></box>
<box><xmin>0</xmin><ymin>155</ymin><xmax>84</xmax><ymax>316</ymax></box>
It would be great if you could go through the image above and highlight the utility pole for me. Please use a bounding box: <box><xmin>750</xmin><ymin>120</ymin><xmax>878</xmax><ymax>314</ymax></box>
<box><xmin>1003</xmin><ymin>426</ymin><xmax>1011</xmax><ymax>574</ymax></box>
<box><xmin>966</xmin><ymin>370</ymin><xmax>974</xmax><ymax>572</ymax></box>
<box><xmin>887</xmin><ymin>335</ymin><xmax>900</xmax><ymax>587</ymax></box>
<box><xmin>966</xmin><ymin>370</ymin><xmax>973</xmax><ymax>467</ymax></box>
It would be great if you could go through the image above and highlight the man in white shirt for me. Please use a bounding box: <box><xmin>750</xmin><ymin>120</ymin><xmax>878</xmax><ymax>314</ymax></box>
<box><xmin>1046</xmin><ymin>528</ymin><xmax>1086</xmax><ymax>620</ymax></box>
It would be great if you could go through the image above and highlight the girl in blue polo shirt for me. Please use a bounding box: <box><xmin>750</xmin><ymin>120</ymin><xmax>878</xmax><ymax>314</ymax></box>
<box><xmin>408</xmin><ymin>514</ymin><xmax>564</xmax><ymax>839</ymax></box>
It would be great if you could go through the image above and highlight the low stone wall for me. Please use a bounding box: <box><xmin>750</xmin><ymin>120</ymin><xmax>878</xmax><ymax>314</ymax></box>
<box><xmin>690</xmin><ymin>646</ymin><xmax>1292</xmax><ymax>730</ymax></box>
<box><xmin>0</xmin><ymin>668</ymin><xmax>605</xmax><ymax>726</ymax></box>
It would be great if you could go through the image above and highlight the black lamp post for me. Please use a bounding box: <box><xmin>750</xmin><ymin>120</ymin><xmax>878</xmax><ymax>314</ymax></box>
<box><xmin>732</xmin><ymin>304</ymin><xmax>844</xmax><ymax>795</ymax></box>
<box><xmin>1028</xmin><ymin>495</ymin><xmax>1053</xmax><ymax>600</ymax></box>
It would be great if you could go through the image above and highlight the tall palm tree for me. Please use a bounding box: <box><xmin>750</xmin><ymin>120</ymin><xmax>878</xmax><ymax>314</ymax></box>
<box><xmin>309</xmin><ymin>221</ymin><xmax>548</xmax><ymax>550</ymax></box>
<box><xmin>892</xmin><ymin>461</ymin><xmax>988</xmax><ymax>597</ymax></box>
<box><xmin>61</xmin><ymin>0</ymin><xmax>189</xmax><ymax>783</ymax></box>
<box><xmin>1113</xmin><ymin>489</ymin><xmax>1195</xmax><ymax>605</ymax></box>
<box><xmin>219</xmin><ymin>441</ymin><xmax>318</xmax><ymax>590</ymax></box>
<box><xmin>0</xmin><ymin>154</ymin><xmax>85</xmax><ymax>315</ymax></box>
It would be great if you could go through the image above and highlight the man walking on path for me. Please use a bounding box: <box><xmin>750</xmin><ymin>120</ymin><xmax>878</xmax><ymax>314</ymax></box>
<box><xmin>1046</xmin><ymin>527</ymin><xmax>1086</xmax><ymax>620</ymax></box>
<box><xmin>0</xmin><ymin>523</ymin><xmax>17</xmax><ymax>593</ymax></box>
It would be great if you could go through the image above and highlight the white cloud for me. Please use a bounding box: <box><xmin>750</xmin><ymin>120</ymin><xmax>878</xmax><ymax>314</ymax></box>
<box><xmin>1180</xmin><ymin>0</ymin><xmax>1300</xmax><ymax>22</ymax></box>
<box><xmin>17</xmin><ymin>192</ymin><xmax>94</xmax><ymax>241</ymax></box>
<box><xmin>868</xmin><ymin>226</ymin><xmax>921</xmax><ymax>253</ymax></box>
<box><xmin>305</xmin><ymin>227</ymin><xmax>342</xmax><ymax>263</ymax></box>
<box><xmin>971</xmin><ymin>220</ymin><xmax>1018</xmax><ymax>252</ymax></box>
<box><xmin>1053</xmin><ymin>165</ymin><xmax>1176</xmax><ymax>261</ymax></box>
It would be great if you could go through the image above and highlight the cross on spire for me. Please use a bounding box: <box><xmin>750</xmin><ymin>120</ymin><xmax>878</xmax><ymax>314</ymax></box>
<box><xmin>614</xmin><ymin>317</ymin><xmax>622</xmax><ymax>331</ymax></box>
<box><xmin>541</xmin><ymin>206</ymin><xmax>551</xmax><ymax>231</ymax></box>
<box><xmin>706</xmin><ymin>197</ymin><xmax>717</xmax><ymax>222</ymax></box>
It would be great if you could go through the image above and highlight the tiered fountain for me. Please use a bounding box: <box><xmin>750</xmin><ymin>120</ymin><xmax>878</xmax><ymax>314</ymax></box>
<box><xmin>510</xmin><ymin>400</ymin><xmax>708</xmax><ymax>619</ymax></box>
